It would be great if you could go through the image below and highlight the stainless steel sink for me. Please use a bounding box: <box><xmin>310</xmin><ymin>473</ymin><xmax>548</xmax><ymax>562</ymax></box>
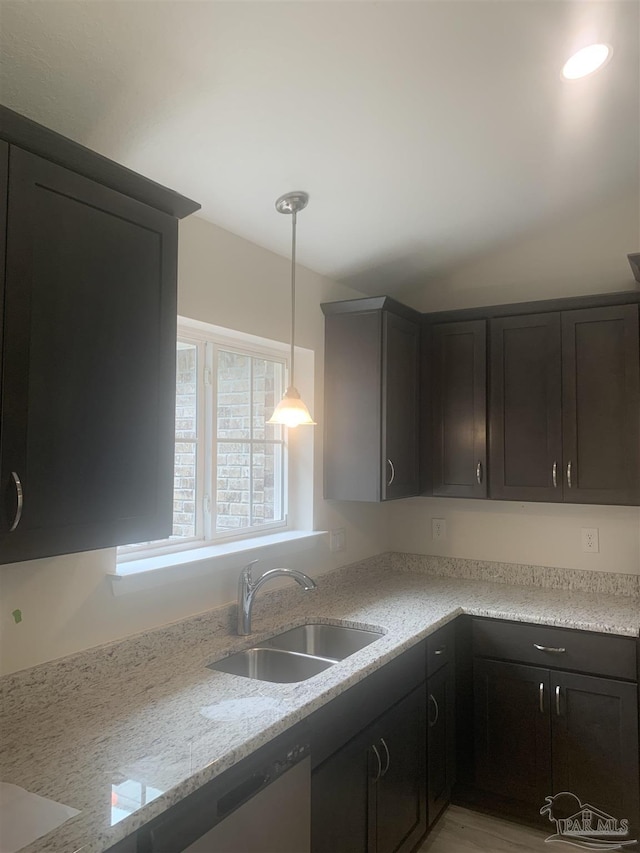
<box><xmin>262</xmin><ymin>623</ymin><xmax>383</xmax><ymax>661</ymax></box>
<box><xmin>207</xmin><ymin>647</ymin><xmax>334</xmax><ymax>683</ymax></box>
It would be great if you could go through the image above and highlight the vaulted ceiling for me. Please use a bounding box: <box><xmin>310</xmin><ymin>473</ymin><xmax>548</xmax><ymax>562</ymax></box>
<box><xmin>1</xmin><ymin>1</ymin><xmax>637</xmax><ymax>295</ymax></box>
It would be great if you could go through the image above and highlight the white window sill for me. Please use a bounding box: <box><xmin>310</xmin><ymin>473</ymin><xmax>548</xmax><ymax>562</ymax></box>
<box><xmin>108</xmin><ymin>530</ymin><xmax>327</xmax><ymax>596</ymax></box>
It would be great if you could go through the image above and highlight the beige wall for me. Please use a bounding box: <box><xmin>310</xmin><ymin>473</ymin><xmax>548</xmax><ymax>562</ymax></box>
<box><xmin>396</xmin><ymin>190</ymin><xmax>639</xmax><ymax>313</ymax></box>
<box><xmin>389</xmin><ymin>498</ymin><xmax>640</xmax><ymax>576</ymax></box>
<box><xmin>0</xmin><ymin>216</ymin><xmax>387</xmax><ymax>676</ymax></box>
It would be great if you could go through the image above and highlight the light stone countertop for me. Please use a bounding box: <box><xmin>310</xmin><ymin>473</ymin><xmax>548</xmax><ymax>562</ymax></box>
<box><xmin>1</xmin><ymin>556</ymin><xmax>639</xmax><ymax>853</ymax></box>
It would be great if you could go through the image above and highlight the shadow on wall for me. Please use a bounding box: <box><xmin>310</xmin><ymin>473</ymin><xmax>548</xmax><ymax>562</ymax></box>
<box><xmin>394</xmin><ymin>188</ymin><xmax>639</xmax><ymax>312</ymax></box>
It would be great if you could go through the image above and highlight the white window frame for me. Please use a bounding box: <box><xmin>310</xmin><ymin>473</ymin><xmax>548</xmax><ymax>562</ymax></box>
<box><xmin>118</xmin><ymin>318</ymin><xmax>289</xmax><ymax>562</ymax></box>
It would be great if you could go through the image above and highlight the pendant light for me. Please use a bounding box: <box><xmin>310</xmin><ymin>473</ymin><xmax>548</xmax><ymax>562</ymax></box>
<box><xmin>267</xmin><ymin>191</ymin><xmax>316</xmax><ymax>427</ymax></box>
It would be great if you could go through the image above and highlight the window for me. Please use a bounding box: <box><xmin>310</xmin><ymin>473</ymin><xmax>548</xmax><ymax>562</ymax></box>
<box><xmin>120</xmin><ymin>319</ymin><xmax>288</xmax><ymax>557</ymax></box>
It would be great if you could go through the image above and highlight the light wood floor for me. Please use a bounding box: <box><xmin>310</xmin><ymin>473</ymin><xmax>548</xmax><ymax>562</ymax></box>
<box><xmin>418</xmin><ymin>805</ymin><xmax>549</xmax><ymax>852</ymax></box>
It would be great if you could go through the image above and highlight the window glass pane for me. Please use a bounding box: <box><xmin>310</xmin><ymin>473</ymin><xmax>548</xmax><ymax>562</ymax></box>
<box><xmin>176</xmin><ymin>342</ymin><xmax>197</xmax><ymax>440</ymax></box>
<box><xmin>253</xmin><ymin>357</ymin><xmax>284</xmax><ymax>441</ymax></box>
<box><xmin>217</xmin><ymin>351</ymin><xmax>251</xmax><ymax>439</ymax></box>
<box><xmin>216</xmin><ymin>442</ymin><xmax>251</xmax><ymax>530</ymax></box>
<box><xmin>173</xmin><ymin>441</ymin><xmax>196</xmax><ymax>537</ymax></box>
<box><xmin>252</xmin><ymin>443</ymin><xmax>283</xmax><ymax>525</ymax></box>
<box><xmin>173</xmin><ymin>340</ymin><xmax>198</xmax><ymax>538</ymax></box>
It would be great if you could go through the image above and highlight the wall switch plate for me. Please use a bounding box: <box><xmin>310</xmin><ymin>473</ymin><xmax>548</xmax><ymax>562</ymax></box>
<box><xmin>432</xmin><ymin>518</ymin><xmax>446</xmax><ymax>541</ymax></box>
<box><xmin>330</xmin><ymin>528</ymin><xmax>346</xmax><ymax>553</ymax></box>
<box><xmin>581</xmin><ymin>527</ymin><xmax>599</xmax><ymax>553</ymax></box>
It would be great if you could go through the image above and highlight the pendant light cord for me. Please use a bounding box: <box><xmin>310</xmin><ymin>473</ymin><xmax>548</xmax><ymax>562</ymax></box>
<box><xmin>290</xmin><ymin>210</ymin><xmax>297</xmax><ymax>389</ymax></box>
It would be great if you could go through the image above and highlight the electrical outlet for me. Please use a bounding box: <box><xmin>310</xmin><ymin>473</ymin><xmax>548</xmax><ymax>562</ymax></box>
<box><xmin>432</xmin><ymin>518</ymin><xmax>446</xmax><ymax>541</ymax></box>
<box><xmin>329</xmin><ymin>528</ymin><xmax>346</xmax><ymax>553</ymax></box>
<box><xmin>581</xmin><ymin>527</ymin><xmax>599</xmax><ymax>553</ymax></box>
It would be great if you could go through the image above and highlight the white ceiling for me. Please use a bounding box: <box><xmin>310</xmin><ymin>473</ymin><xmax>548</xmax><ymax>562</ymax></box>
<box><xmin>0</xmin><ymin>1</ymin><xmax>638</xmax><ymax>295</ymax></box>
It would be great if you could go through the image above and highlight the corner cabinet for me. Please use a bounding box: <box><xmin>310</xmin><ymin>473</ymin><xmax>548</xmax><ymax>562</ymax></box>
<box><xmin>463</xmin><ymin>618</ymin><xmax>640</xmax><ymax>842</ymax></box>
<box><xmin>430</xmin><ymin>320</ymin><xmax>487</xmax><ymax>498</ymax></box>
<box><xmin>489</xmin><ymin>304</ymin><xmax>640</xmax><ymax>505</ymax></box>
<box><xmin>0</xmin><ymin>107</ymin><xmax>199</xmax><ymax>564</ymax></box>
<box><xmin>322</xmin><ymin>298</ymin><xmax>420</xmax><ymax>501</ymax></box>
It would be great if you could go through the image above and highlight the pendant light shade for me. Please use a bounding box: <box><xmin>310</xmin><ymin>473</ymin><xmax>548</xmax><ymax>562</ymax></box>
<box><xmin>267</xmin><ymin>191</ymin><xmax>316</xmax><ymax>427</ymax></box>
<box><xmin>268</xmin><ymin>386</ymin><xmax>316</xmax><ymax>427</ymax></box>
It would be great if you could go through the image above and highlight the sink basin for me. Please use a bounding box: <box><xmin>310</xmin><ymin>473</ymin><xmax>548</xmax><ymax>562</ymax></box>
<box><xmin>207</xmin><ymin>647</ymin><xmax>334</xmax><ymax>683</ymax></box>
<box><xmin>262</xmin><ymin>623</ymin><xmax>383</xmax><ymax>661</ymax></box>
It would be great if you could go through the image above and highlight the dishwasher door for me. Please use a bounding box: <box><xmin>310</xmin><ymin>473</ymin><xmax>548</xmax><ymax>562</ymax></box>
<box><xmin>183</xmin><ymin>756</ymin><xmax>310</xmax><ymax>853</ymax></box>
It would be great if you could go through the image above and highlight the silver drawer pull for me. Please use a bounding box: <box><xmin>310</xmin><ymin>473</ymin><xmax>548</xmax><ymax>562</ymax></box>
<box><xmin>9</xmin><ymin>472</ymin><xmax>23</xmax><ymax>532</ymax></box>
<box><xmin>533</xmin><ymin>643</ymin><xmax>566</xmax><ymax>654</ymax></box>
<box><xmin>552</xmin><ymin>461</ymin><xmax>558</xmax><ymax>488</ymax></box>
<box><xmin>428</xmin><ymin>694</ymin><xmax>439</xmax><ymax>727</ymax></box>
<box><xmin>371</xmin><ymin>743</ymin><xmax>382</xmax><ymax>782</ymax></box>
<box><xmin>539</xmin><ymin>682</ymin><xmax>544</xmax><ymax>714</ymax></box>
<box><xmin>379</xmin><ymin>738</ymin><xmax>390</xmax><ymax>777</ymax></box>
<box><xmin>555</xmin><ymin>685</ymin><xmax>561</xmax><ymax>716</ymax></box>
<box><xmin>387</xmin><ymin>458</ymin><xmax>395</xmax><ymax>487</ymax></box>
<box><xmin>567</xmin><ymin>461</ymin><xmax>572</xmax><ymax>488</ymax></box>
<box><xmin>434</xmin><ymin>646</ymin><xmax>446</xmax><ymax>656</ymax></box>
<box><xmin>476</xmin><ymin>461</ymin><xmax>483</xmax><ymax>485</ymax></box>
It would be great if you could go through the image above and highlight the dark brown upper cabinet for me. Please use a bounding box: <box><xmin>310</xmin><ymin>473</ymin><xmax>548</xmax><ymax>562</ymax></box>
<box><xmin>431</xmin><ymin>320</ymin><xmax>487</xmax><ymax>498</ymax></box>
<box><xmin>0</xmin><ymin>108</ymin><xmax>199</xmax><ymax>565</ymax></box>
<box><xmin>489</xmin><ymin>304</ymin><xmax>640</xmax><ymax>506</ymax></box>
<box><xmin>489</xmin><ymin>313</ymin><xmax>563</xmax><ymax>502</ymax></box>
<box><xmin>322</xmin><ymin>298</ymin><xmax>420</xmax><ymax>502</ymax></box>
<box><xmin>562</xmin><ymin>305</ymin><xmax>640</xmax><ymax>505</ymax></box>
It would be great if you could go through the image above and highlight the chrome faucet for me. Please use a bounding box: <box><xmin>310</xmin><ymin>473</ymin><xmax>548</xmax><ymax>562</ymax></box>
<box><xmin>237</xmin><ymin>560</ymin><xmax>317</xmax><ymax>636</ymax></box>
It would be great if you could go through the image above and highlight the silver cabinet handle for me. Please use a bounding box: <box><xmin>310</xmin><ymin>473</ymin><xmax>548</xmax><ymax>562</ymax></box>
<box><xmin>428</xmin><ymin>694</ymin><xmax>439</xmax><ymax>727</ymax></box>
<box><xmin>434</xmin><ymin>646</ymin><xmax>446</xmax><ymax>656</ymax></box>
<box><xmin>476</xmin><ymin>461</ymin><xmax>483</xmax><ymax>485</ymax></box>
<box><xmin>387</xmin><ymin>458</ymin><xmax>395</xmax><ymax>486</ymax></box>
<box><xmin>539</xmin><ymin>682</ymin><xmax>544</xmax><ymax>714</ymax></box>
<box><xmin>533</xmin><ymin>643</ymin><xmax>566</xmax><ymax>654</ymax></box>
<box><xmin>552</xmin><ymin>461</ymin><xmax>558</xmax><ymax>488</ymax></box>
<box><xmin>567</xmin><ymin>461</ymin><xmax>572</xmax><ymax>488</ymax></box>
<box><xmin>9</xmin><ymin>472</ymin><xmax>23</xmax><ymax>532</ymax></box>
<box><xmin>379</xmin><ymin>738</ymin><xmax>390</xmax><ymax>777</ymax></box>
<box><xmin>371</xmin><ymin>743</ymin><xmax>383</xmax><ymax>783</ymax></box>
<box><xmin>555</xmin><ymin>685</ymin><xmax>561</xmax><ymax>716</ymax></box>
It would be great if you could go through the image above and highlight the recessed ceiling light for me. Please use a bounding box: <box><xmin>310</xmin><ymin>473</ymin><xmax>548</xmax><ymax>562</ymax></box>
<box><xmin>562</xmin><ymin>44</ymin><xmax>612</xmax><ymax>79</ymax></box>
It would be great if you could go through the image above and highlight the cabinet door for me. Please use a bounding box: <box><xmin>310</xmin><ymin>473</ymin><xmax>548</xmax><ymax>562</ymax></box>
<box><xmin>427</xmin><ymin>663</ymin><xmax>456</xmax><ymax>827</ymax></box>
<box><xmin>431</xmin><ymin>320</ymin><xmax>486</xmax><ymax>498</ymax></box>
<box><xmin>474</xmin><ymin>660</ymin><xmax>551</xmax><ymax>809</ymax></box>
<box><xmin>371</xmin><ymin>686</ymin><xmax>427</xmax><ymax>853</ymax></box>
<box><xmin>0</xmin><ymin>140</ymin><xmax>7</xmax><ymax>413</ymax></box>
<box><xmin>0</xmin><ymin>148</ymin><xmax>177</xmax><ymax>562</ymax></box>
<box><xmin>311</xmin><ymin>729</ymin><xmax>371</xmax><ymax>853</ymax></box>
<box><xmin>324</xmin><ymin>310</ymin><xmax>382</xmax><ymax>501</ymax></box>
<box><xmin>562</xmin><ymin>305</ymin><xmax>640</xmax><ymax>505</ymax></box>
<box><xmin>382</xmin><ymin>311</ymin><xmax>420</xmax><ymax>500</ymax></box>
<box><xmin>551</xmin><ymin>671</ymin><xmax>640</xmax><ymax>840</ymax></box>
<box><xmin>489</xmin><ymin>313</ymin><xmax>562</xmax><ymax>502</ymax></box>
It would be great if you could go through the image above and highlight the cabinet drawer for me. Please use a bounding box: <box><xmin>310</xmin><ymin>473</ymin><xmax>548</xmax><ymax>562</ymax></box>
<box><xmin>471</xmin><ymin>618</ymin><xmax>637</xmax><ymax>681</ymax></box>
<box><xmin>308</xmin><ymin>641</ymin><xmax>425</xmax><ymax>769</ymax></box>
<box><xmin>426</xmin><ymin>620</ymin><xmax>456</xmax><ymax>677</ymax></box>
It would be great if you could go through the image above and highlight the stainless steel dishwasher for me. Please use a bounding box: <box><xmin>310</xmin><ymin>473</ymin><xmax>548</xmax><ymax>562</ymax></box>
<box><xmin>146</xmin><ymin>738</ymin><xmax>311</xmax><ymax>853</ymax></box>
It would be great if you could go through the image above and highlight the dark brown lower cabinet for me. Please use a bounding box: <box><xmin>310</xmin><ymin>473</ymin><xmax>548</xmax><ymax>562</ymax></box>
<box><xmin>426</xmin><ymin>662</ymin><xmax>456</xmax><ymax>827</ymax></box>
<box><xmin>312</xmin><ymin>686</ymin><xmax>427</xmax><ymax>853</ymax></box>
<box><xmin>473</xmin><ymin>660</ymin><xmax>551</xmax><ymax>810</ymax></box>
<box><xmin>551</xmin><ymin>671</ymin><xmax>639</xmax><ymax>834</ymax></box>
<box><xmin>472</xmin><ymin>659</ymin><xmax>640</xmax><ymax>842</ymax></box>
